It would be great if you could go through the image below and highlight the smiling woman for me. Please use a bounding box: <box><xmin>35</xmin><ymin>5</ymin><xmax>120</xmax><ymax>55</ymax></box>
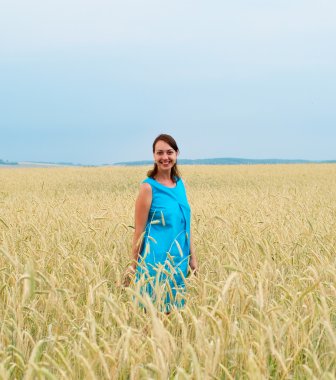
<box><xmin>124</xmin><ymin>134</ymin><xmax>197</xmax><ymax>313</ymax></box>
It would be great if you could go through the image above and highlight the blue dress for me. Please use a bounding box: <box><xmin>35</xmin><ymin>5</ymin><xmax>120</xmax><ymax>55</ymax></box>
<box><xmin>135</xmin><ymin>176</ymin><xmax>191</xmax><ymax>312</ymax></box>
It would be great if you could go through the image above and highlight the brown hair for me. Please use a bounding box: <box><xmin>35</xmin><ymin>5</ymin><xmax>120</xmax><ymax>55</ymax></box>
<box><xmin>147</xmin><ymin>134</ymin><xmax>181</xmax><ymax>182</ymax></box>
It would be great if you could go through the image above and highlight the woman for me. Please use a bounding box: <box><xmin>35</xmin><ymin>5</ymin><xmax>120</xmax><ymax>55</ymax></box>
<box><xmin>125</xmin><ymin>134</ymin><xmax>197</xmax><ymax>312</ymax></box>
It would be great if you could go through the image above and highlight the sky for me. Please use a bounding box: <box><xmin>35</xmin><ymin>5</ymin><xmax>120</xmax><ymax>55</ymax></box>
<box><xmin>0</xmin><ymin>0</ymin><xmax>335</xmax><ymax>164</ymax></box>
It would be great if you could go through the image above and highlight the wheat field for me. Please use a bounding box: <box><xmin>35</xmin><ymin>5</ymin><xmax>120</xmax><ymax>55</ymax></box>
<box><xmin>0</xmin><ymin>164</ymin><xmax>335</xmax><ymax>379</ymax></box>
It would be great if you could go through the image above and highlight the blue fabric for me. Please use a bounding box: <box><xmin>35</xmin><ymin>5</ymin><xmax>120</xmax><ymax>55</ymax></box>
<box><xmin>135</xmin><ymin>176</ymin><xmax>191</xmax><ymax>312</ymax></box>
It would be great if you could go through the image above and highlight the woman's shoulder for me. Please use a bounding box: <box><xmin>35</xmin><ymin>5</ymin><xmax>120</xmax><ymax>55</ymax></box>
<box><xmin>140</xmin><ymin>178</ymin><xmax>151</xmax><ymax>187</ymax></box>
<box><xmin>140</xmin><ymin>178</ymin><xmax>155</xmax><ymax>193</ymax></box>
<box><xmin>137</xmin><ymin>181</ymin><xmax>152</xmax><ymax>201</ymax></box>
<box><xmin>141</xmin><ymin>177</ymin><xmax>155</xmax><ymax>188</ymax></box>
<box><xmin>176</xmin><ymin>176</ymin><xmax>185</xmax><ymax>187</ymax></box>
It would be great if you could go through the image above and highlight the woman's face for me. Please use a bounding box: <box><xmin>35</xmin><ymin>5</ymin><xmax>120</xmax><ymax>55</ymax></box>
<box><xmin>153</xmin><ymin>140</ymin><xmax>178</xmax><ymax>172</ymax></box>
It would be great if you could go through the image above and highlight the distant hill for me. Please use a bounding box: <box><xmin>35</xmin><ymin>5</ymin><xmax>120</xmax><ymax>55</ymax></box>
<box><xmin>113</xmin><ymin>157</ymin><xmax>336</xmax><ymax>166</ymax></box>
<box><xmin>0</xmin><ymin>159</ymin><xmax>18</xmax><ymax>165</ymax></box>
<box><xmin>20</xmin><ymin>161</ymin><xmax>82</xmax><ymax>166</ymax></box>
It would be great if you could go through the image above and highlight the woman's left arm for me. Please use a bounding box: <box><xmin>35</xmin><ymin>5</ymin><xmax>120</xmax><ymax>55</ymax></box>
<box><xmin>189</xmin><ymin>232</ymin><xmax>198</xmax><ymax>275</ymax></box>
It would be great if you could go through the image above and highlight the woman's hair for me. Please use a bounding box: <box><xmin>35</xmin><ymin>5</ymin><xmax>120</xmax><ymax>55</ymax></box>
<box><xmin>147</xmin><ymin>134</ymin><xmax>181</xmax><ymax>182</ymax></box>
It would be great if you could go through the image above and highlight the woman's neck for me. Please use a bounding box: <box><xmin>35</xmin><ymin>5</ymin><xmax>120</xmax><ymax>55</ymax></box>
<box><xmin>155</xmin><ymin>170</ymin><xmax>172</xmax><ymax>182</ymax></box>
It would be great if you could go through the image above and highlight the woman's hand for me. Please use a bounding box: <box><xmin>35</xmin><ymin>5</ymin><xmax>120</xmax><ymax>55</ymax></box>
<box><xmin>189</xmin><ymin>255</ymin><xmax>198</xmax><ymax>276</ymax></box>
<box><xmin>122</xmin><ymin>264</ymin><xmax>136</xmax><ymax>287</ymax></box>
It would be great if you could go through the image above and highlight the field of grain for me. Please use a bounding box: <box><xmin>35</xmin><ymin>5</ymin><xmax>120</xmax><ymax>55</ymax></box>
<box><xmin>0</xmin><ymin>164</ymin><xmax>335</xmax><ymax>379</ymax></box>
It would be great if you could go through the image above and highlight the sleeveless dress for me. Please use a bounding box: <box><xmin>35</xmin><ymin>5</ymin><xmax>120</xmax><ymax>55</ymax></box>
<box><xmin>135</xmin><ymin>176</ymin><xmax>191</xmax><ymax>312</ymax></box>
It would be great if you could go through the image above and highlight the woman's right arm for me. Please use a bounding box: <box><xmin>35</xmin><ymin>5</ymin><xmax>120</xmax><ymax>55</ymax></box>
<box><xmin>129</xmin><ymin>182</ymin><xmax>152</xmax><ymax>271</ymax></box>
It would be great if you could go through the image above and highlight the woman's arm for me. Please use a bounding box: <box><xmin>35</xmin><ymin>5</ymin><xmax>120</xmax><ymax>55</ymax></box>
<box><xmin>123</xmin><ymin>183</ymin><xmax>152</xmax><ymax>286</ymax></box>
<box><xmin>189</xmin><ymin>232</ymin><xmax>198</xmax><ymax>275</ymax></box>
<box><xmin>182</xmin><ymin>178</ymin><xmax>197</xmax><ymax>275</ymax></box>
<box><xmin>130</xmin><ymin>183</ymin><xmax>152</xmax><ymax>270</ymax></box>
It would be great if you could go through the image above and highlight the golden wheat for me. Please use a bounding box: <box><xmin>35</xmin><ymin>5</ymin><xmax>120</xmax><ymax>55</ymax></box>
<box><xmin>0</xmin><ymin>164</ymin><xmax>335</xmax><ymax>379</ymax></box>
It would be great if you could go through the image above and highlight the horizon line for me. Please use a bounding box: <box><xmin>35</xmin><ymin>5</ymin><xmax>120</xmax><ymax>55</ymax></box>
<box><xmin>1</xmin><ymin>156</ymin><xmax>336</xmax><ymax>167</ymax></box>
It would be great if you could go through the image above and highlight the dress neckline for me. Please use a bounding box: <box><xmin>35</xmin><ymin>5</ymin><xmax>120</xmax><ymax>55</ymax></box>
<box><xmin>151</xmin><ymin>177</ymin><xmax>179</xmax><ymax>189</ymax></box>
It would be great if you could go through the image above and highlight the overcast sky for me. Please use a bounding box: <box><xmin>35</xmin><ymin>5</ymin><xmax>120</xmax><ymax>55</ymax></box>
<box><xmin>1</xmin><ymin>0</ymin><xmax>335</xmax><ymax>164</ymax></box>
